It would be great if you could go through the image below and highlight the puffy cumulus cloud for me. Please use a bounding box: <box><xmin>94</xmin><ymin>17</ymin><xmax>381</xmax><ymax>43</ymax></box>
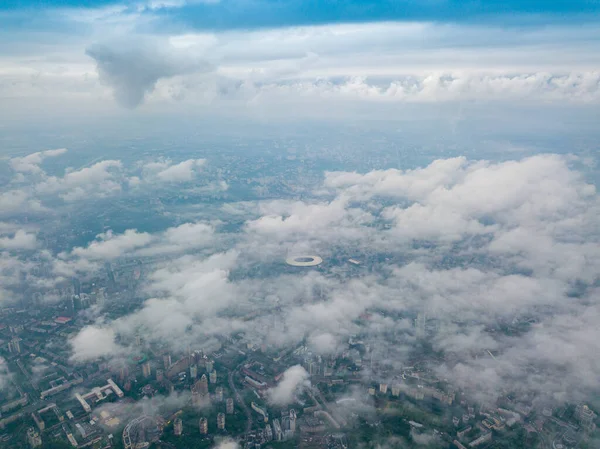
<box><xmin>86</xmin><ymin>38</ymin><xmax>213</xmax><ymax>108</ymax></box>
<box><xmin>54</xmin><ymin>222</ymin><xmax>219</xmax><ymax>279</ymax></box>
<box><xmin>324</xmin><ymin>157</ymin><xmax>468</xmax><ymax>201</ymax></box>
<box><xmin>143</xmin><ymin>72</ymin><xmax>600</xmax><ymax>112</ymax></box>
<box><xmin>9</xmin><ymin>148</ymin><xmax>67</xmax><ymax>174</ymax></box>
<box><xmin>88</xmin><ymin>250</ymin><xmax>242</xmax><ymax>352</ymax></box>
<box><xmin>69</xmin><ymin>325</ymin><xmax>123</xmax><ymax>362</ymax></box>
<box><xmin>58</xmin><ymin>154</ymin><xmax>598</xmax><ymax>406</ymax></box>
<box><xmin>0</xmin><ymin>253</ymin><xmax>38</xmax><ymax>304</ymax></box>
<box><xmin>156</xmin><ymin>159</ymin><xmax>206</xmax><ymax>182</ymax></box>
<box><xmin>0</xmin><ymin>189</ymin><xmax>45</xmax><ymax>217</ymax></box>
<box><xmin>326</xmin><ymin>154</ymin><xmax>598</xmax><ymax>247</ymax></box>
<box><xmin>243</xmin><ymin>197</ymin><xmax>374</xmax><ymax>256</ymax></box>
<box><xmin>267</xmin><ymin>365</ymin><xmax>310</xmax><ymax>406</ymax></box>
<box><xmin>308</xmin><ymin>332</ymin><xmax>340</xmax><ymax>355</ymax></box>
<box><xmin>0</xmin><ymin>230</ymin><xmax>38</xmax><ymax>250</ymax></box>
<box><xmin>34</xmin><ymin>160</ymin><xmax>124</xmax><ymax>201</ymax></box>
<box><xmin>135</xmin><ymin>221</ymin><xmax>217</xmax><ymax>257</ymax></box>
<box><xmin>143</xmin><ymin>250</ymin><xmax>238</xmax><ymax>313</ymax></box>
<box><xmin>212</xmin><ymin>439</ymin><xmax>240</xmax><ymax>449</ymax></box>
<box><xmin>71</xmin><ymin>229</ymin><xmax>152</xmax><ymax>260</ymax></box>
<box><xmin>135</xmin><ymin>158</ymin><xmax>207</xmax><ymax>184</ymax></box>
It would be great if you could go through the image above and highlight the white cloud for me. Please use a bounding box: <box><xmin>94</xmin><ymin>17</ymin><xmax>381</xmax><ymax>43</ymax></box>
<box><xmin>9</xmin><ymin>148</ymin><xmax>67</xmax><ymax>174</ymax></box>
<box><xmin>0</xmin><ymin>230</ymin><xmax>38</xmax><ymax>250</ymax></box>
<box><xmin>71</xmin><ymin>229</ymin><xmax>153</xmax><ymax>260</ymax></box>
<box><xmin>35</xmin><ymin>160</ymin><xmax>124</xmax><ymax>201</ymax></box>
<box><xmin>69</xmin><ymin>326</ymin><xmax>123</xmax><ymax>362</ymax></box>
<box><xmin>211</xmin><ymin>440</ymin><xmax>240</xmax><ymax>449</ymax></box>
<box><xmin>308</xmin><ymin>332</ymin><xmax>340</xmax><ymax>355</ymax></box>
<box><xmin>155</xmin><ymin>159</ymin><xmax>206</xmax><ymax>182</ymax></box>
<box><xmin>267</xmin><ymin>365</ymin><xmax>310</xmax><ymax>406</ymax></box>
<box><xmin>49</xmin><ymin>153</ymin><xmax>599</xmax><ymax>405</ymax></box>
<box><xmin>2</xmin><ymin>19</ymin><xmax>600</xmax><ymax>114</ymax></box>
<box><xmin>135</xmin><ymin>158</ymin><xmax>207</xmax><ymax>184</ymax></box>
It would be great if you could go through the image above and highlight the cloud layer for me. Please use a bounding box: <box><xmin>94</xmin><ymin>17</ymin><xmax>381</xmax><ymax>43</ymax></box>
<box><xmin>2</xmin><ymin>148</ymin><xmax>598</xmax><ymax>408</ymax></box>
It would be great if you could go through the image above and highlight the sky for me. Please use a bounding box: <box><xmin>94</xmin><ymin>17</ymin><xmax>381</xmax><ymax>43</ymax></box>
<box><xmin>0</xmin><ymin>0</ymin><xmax>599</xmax><ymax>121</ymax></box>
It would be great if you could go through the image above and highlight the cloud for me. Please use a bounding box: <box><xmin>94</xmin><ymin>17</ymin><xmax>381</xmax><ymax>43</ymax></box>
<box><xmin>0</xmin><ymin>189</ymin><xmax>45</xmax><ymax>217</ymax></box>
<box><xmin>86</xmin><ymin>38</ymin><xmax>213</xmax><ymax>108</ymax></box>
<box><xmin>137</xmin><ymin>158</ymin><xmax>207</xmax><ymax>183</ymax></box>
<box><xmin>9</xmin><ymin>148</ymin><xmax>67</xmax><ymax>174</ymax></box>
<box><xmin>308</xmin><ymin>332</ymin><xmax>339</xmax><ymax>355</ymax></box>
<box><xmin>212</xmin><ymin>439</ymin><xmax>240</xmax><ymax>449</ymax></box>
<box><xmin>35</xmin><ymin>160</ymin><xmax>124</xmax><ymax>201</ymax></box>
<box><xmin>0</xmin><ymin>230</ymin><xmax>38</xmax><ymax>250</ymax></box>
<box><xmin>69</xmin><ymin>250</ymin><xmax>240</xmax><ymax>354</ymax></box>
<box><xmin>69</xmin><ymin>326</ymin><xmax>123</xmax><ymax>362</ymax></box>
<box><xmin>3</xmin><ymin>17</ymin><xmax>600</xmax><ymax>117</ymax></box>
<box><xmin>267</xmin><ymin>365</ymin><xmax>310</xmax><ymax>406</ymax></box>
<box><xmin>156</xmin><ymin>159</ymin><xmax>206</xmax><ymax>182</ymax></box>
<box><xmin>42</xmin><ymin>152</ymin><xmax>598</xmax><ymax>407</ymax></box>
<box><xmin>71</xmin><ymin>229</ymin><xmax>152</xmax><ymax>260</ymax></box>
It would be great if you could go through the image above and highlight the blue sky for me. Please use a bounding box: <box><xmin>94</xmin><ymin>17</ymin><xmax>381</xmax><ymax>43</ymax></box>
<box><xmin>2</xmin><ymin>0</ymin><xmax>599</xmax><ymax>32</ymax></box>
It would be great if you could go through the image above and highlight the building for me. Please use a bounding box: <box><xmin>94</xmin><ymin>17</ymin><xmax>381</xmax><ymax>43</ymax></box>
<box><xmin>215</xmin><ymin>386</ymin><xmax>224</xmax><ymax>402</ymax></box>
<box><xmin>272</xmin><ymin>419</ymin><xmax>283</xmax><ymax>441</ymax></box>
<box><xmin>226</xmin><ymin>398</ymin><xmax>234</xmax><ymax>414</ymax></box>
<box><xmin>40</xmin><ymin>377</ymin><xmax>84</xmax><ymax>399</ymax></box>
<box><xmin>196</xmin><ymin>375</ymin><xmax>209</xmax><ymax>394</ymax></box>
<box><xmin>469</xmin><ymin>433</ymin><xmax>492</xmax><ymax>447</ymax></box>
<box><xmin>119</xmin><ymin>366</ymin><xmax>129</xmax><ymax>382</ymax></box>
<box><xmin>192</xmin><ymin>375</ymin><xmax>209</xmax><ymax>407</ymax></box>
<box><xmin>307</xmin><ymin>361</ymin><xmax>320</xmax><ymax>376</ymax></box>
<box><xmin>457</xmin><ymin>426</ymin><xmax>472</xmax><ymax>439</ymax></box>
<box><xmin>217</xmin><ymin>413</ymin><xmax>225</xmax><ymax>430</ymax></box>
<box><xmin>251</xmin><ymin>402</ymin><xmax>269</xmax><ymax>422</ymax></box>
<box><xmin>190</xmin><ymin>364</ymin><xmax>198</xmax><ymax>379</ymax></box>
<box><xmin>156</xmin><ymin>369</ymin><xmax>164</xmax><ymax>382</ymax></box>
<box><xmin>26</xmin><ymin>427</ymin><xmax>42</xmax><ymax>448</ymax></box>
<box><xmin>289</xmin><ymin>409</ymin><xmax>297</xmax><ymax>433</ymax></box>
<box><xmin>173</xmin><ymin>418</ymin><xmax>183</xmax><ymax>436</ymax></box>
<box><xmin>209</xmin><ymin>370</ymin><xmax>217</xmax><ymax>384</ymax></box>
<box><xmin>575</xmin><ymin>404</ymin><xmax>597</xmax><ymax>432</ymax></box>
<box><xmin>74</xmin><ymin>379</ymin><xmax>124</xmax><ymax>413</ymax></box>
<box><xmin>142</xmin><ymin>362</ymin><xmax>152</xmax><ymax>379</ymax></box>
<box><xmin>205</xmin><ymin>360</ymin><xmax>214</xmax><ymax>373</ymax></box>
<box><xmin>8</xmin><ymin>338</ymin><xmax>21</xmax><ymax>354</ymax></box>
<box><xmin>199</xmin><ymin>417</ymin><xmax>208</xmax><ymax>435</ymax></box>
<box><xmin>379</xmin><ymin>383</ymin><xmax>388</xmax><ymax>394</ymax></box>
<box><xmin>191</xmin><ymin>390</ymin><xmax>202</xmax><ymax>407</ymax></box>
<box><xmin>391</xmin><ymin>385</ymin><xmax>401</xmax><ymax>396</ymax></box>
<box><xmin>264</xmin><ymin>423</ymin><xmax>273</xmax><ymax>441</ymax></box>
<box><xmin>163</xmin><ymin>354</ymin><xmax>172</xmax><ymax>370</ymax></box>
<box><xmin>368</xmin><ymin>387</ymin><xmax>376</xmax><ymax>396</ymax></box>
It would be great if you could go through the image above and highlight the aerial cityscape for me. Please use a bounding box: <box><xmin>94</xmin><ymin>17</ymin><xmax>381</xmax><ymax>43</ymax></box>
<box><xmin>0</xmin><ymin>1</ymin><xmax>599</xmax><ymax>449</ymax></box>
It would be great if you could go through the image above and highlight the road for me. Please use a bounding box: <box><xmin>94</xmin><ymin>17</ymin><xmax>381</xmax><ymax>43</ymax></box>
<box><xmin>228</xmin><ymin>367</ymin><xmax>253</xmax><ymax>433</ymax></box>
